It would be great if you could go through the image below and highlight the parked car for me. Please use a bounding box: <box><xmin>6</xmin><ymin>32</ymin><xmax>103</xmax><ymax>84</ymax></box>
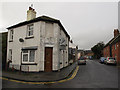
<box><xmin>99</xmin><ymin>57</ymin><xmax>106</xmax><ymax>63</ymax></box>
<box><xmin>104</xmin><ymin>57</ymin><xmax>117</xmax><ymax>65</ymax></box>
<box><xmin>78</xmin><ymin>57</ymin><xmax>86</xmax><ymax>65</ymax></box>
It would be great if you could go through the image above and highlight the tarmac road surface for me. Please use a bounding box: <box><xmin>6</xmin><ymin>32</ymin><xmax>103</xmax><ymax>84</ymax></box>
<box><xmin>2</xmin><ymin>60</ymin><xmax>118</xmax><ymax>89</ymax></box>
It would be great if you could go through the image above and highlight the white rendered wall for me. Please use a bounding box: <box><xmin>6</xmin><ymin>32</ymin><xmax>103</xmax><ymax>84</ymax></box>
<box><xmin>58</xmin><ymin>26</ymin><xmax>69</xmax><ymax>70</ymax></box>
<box><xmin>7</xmin><ymin>22</ymin><xmax>41</xmax><ymax>72</ymax></box>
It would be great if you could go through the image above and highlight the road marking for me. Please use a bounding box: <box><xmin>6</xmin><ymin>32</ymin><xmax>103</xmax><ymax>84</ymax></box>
<box><xmin>0</xmin><ymin>66</ymin><xmax>79</xmax><ymax>85</ymax></box>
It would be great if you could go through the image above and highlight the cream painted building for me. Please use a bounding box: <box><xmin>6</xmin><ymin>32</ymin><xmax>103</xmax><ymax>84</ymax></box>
<box><xmin>6</xmin><ymin>7</ymin><xmax>70</xmax><ymax>72</ymax></box>
<box><xmin>69</xmin><ymin>41</ymin><xmax>78</xmax><ymax>64</ymax></box>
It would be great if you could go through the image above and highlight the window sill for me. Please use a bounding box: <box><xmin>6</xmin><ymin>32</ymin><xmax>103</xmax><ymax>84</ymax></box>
<box><xmin>9</xmin><ymin>40</ymin><xmax>13</xmax><ymax>42</ymax></box>
<box><xmin>21</xmin><ymin>63</ymin><xmax>37</xmax><ymax>65</ymax></box>
<box><xmin>25</xmin><ymin>36</ymin><xmax>34</xmax><ymax>39</ymax></box>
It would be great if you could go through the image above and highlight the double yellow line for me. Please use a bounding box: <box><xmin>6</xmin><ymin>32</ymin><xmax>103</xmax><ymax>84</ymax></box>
<box><xmin>0</xmin><ymin>66</ymin><xmax>79</xmax><ymax>85</ymax></box>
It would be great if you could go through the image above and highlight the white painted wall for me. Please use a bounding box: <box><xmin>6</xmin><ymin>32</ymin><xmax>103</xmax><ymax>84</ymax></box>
<box><xmin>52</xmin><ymin>23</ymin><xmax>59</xmax><ymax>70</ymax></box>
<box><xmin>7</xmin><ymin>22</ymin><xmax>41</xmax><ymax>72</ymax></box>
<box><xmin>58</xmin><ymin>26</ymin><xmax>69</xmax><ymax>69</ymax></box>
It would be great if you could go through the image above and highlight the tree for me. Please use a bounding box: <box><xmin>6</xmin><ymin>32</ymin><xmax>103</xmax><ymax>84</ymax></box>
<box><xmin>91</xmin><ymin>41</ymin><xmax>104</xmax><ymax>59</ymax></box>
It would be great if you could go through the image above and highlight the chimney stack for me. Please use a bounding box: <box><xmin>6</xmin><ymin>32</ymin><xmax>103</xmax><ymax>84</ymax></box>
<box><xmin>114</xmin><ymin>29</ymin><xmax>119</xmax><ymax>38</ymax></box>
<box><xmin>27</xmin><ymin>5</ymin><xmax>36</xmax><ymax>21</ymax></box>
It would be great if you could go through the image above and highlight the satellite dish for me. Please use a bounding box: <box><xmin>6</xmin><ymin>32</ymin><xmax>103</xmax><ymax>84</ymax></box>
<box><xmin>19</xmin><ymin>38</ymin><xmax>24</xmax><ymax>42</ymax></box>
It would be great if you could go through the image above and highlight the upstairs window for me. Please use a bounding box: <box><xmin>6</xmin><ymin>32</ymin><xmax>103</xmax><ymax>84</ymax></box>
<box><xmin>115</xmin><ymin>44</ymin><xmax>116</xmax><ymax>50</ymax></box>
<box><xmin>9</xmin><ymin>30</ymin><xmax>14</xmax><ymax>41</ymax></box>
<box><xmin>27</xmin><ymin>24</ymin><xmax>34</xmax><ymax>37</ymax></box>
<box><xmin>117</xmin><ymin>44</ymin><xmax>119</xmax><ymax>47</ymax></box>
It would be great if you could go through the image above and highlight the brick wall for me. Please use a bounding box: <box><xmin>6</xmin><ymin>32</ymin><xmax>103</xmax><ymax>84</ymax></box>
<box><xmin>103</xmin><ymin>46</ymin><xmax>110</xmax><ymax>58</ymax></box>
<box><xmin>103</xmin><ymin>29</ymin><xmax>120</xmax><ymax>65</ymax></box>
<box><xmin>112</xmin><ymin>41</ymin><xmax>120</xmax><ymax>65</ymax></box>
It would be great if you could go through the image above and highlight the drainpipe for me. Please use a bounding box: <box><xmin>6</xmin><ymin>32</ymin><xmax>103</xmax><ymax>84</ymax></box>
<box><xmin>110</xmin><ymin>45</ymin><xmax>112</xmax><ymax>57</ymax></box>
<box><xmin>28</xmin><ymin>66</ymin><xmax>29</xmax><ymax>72</ymax></box>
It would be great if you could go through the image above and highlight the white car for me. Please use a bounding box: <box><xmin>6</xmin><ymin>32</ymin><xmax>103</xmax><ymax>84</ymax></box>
<box><xmin>104</xmin><ymin>57</ymin><xmax>117</xmax><ymax>65</ymax></box>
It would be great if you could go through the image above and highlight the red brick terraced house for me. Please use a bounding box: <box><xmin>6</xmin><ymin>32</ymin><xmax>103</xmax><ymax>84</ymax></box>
<box><xmin>103</xmin><ymin>29</ymin><xmax>120</xmax><ymax>65</ymax></box>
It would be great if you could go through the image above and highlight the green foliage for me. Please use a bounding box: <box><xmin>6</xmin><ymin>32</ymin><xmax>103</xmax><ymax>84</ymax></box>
<box><xmin>91</xmin><ymin>41</ymin><xmax>104</xmax><ymax>59</ymax></box>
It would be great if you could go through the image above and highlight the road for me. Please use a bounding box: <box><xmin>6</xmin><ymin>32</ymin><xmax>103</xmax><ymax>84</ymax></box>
<box><xmin>2</xmin><ymin>60</ymin><xmax>118</xmax><ymax>89</ymax></box>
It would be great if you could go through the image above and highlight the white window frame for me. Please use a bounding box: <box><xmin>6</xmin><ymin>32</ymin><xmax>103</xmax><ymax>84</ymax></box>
<box><xmin>22</xmin><ymin>50</ymin><xmax>35</xmax><ymax>63</ymax></box>
<box><xmin>27</xmin><ymin>24</ymin><xmax>34</xmax><ymax>37</ymax></box>
<box><xmin>22</xmin><ymin>50</ymin><xmax>29</xmax><ymax>63</ymax></box>
<box><xmin>117</xmin><ymin>44</ymin><xmax>119</xmax><ymax>47</ymax></box>
<box><xmin>8</xmin><ymin>49</ymin><xmax>12</xmax><ymax>61</ymax></box>
<box><xmin>9</xmin><ymin>29</ymin><xmax>14</xmax><ymax>41</ymax></box>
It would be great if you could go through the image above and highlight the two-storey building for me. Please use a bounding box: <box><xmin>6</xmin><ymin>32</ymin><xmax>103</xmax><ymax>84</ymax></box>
<box><xmin>6</xmin><ymin>6</ymin><xmax>70</xmax><ymax>72</ymax></box>
<box><xmin>103</xmin><ymin>29</ymin><xmax>120</xmax><ymax>65</ymax></box>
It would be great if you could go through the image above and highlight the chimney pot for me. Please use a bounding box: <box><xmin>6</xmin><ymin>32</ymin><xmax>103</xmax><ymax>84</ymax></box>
<box><xmin>29</xmin><ymin>7</ymin><xmax>32</xmax><ymax>10</ymax></box>
<box><xmin>114</xmin><ymin>29</ymin><xmax>119</xmax><ymax>37</ymax></box>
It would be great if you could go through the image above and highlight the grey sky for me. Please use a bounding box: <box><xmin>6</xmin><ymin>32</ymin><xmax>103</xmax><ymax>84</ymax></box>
<box><xmin>1</xmin><ymin>2</ymin><xmax>118</xmax><ymax>50</ymax></box>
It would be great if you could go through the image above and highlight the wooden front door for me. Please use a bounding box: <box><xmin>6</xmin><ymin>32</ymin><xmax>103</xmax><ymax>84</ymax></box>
<box><xmin>44</xmin><ymin>47</ymin><xmax>53</xmax><ymax>72</ymax></box>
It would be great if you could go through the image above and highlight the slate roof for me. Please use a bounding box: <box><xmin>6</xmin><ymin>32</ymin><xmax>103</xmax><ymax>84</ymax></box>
<box><xmin>104</xmin><ymin>33</ymin><xmax>120</xmax><ymax>48</ymax></box>
<box><xmin>104</xmin><ymin>38</ymin><xmax>114</xmax><ymax>48</ymax></box>
<box><xmin>7</xmin><ymin>15</ymin><xmax>70</xmax><ymax>39</ymax></box>
<box><xmin>110</xmin><ymin>34</ymin><xmax>120</xmax><ymax>45</ymax></box>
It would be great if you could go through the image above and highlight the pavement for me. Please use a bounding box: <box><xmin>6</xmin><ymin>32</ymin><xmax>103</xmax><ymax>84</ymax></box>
<box><xmin>2</xmin><ymin>61</ymin><xmax>77</xmax><ymax>82</ymax></box>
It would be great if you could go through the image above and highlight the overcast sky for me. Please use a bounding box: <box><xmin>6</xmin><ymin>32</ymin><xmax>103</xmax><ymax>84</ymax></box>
<box><xmin>0</xmin><ymin>1</ymin><xmax>118</xmax><ymax>50</ymax></box>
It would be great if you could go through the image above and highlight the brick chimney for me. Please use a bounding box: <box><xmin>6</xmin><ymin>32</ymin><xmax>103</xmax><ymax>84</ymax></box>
<box><xmin>114</xmin><ymin>29</ymin><xmax>119</xmax><ymax>38</ymax></box>
<box><xmin>27</xmin><ymin>6</ymin><xmax>36</xmax><ymax>21</ymax></box>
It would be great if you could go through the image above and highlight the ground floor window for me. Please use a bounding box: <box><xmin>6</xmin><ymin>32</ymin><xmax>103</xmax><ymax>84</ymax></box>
<box><xmin>22</xmin><ymin>50</ymin><xmax>35</xmax><ymax>63</ymax></box>
<box><xmin>8</xmin><ymin>49</ymin><xmax>12</xmax><ymax>61</ymax></box>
